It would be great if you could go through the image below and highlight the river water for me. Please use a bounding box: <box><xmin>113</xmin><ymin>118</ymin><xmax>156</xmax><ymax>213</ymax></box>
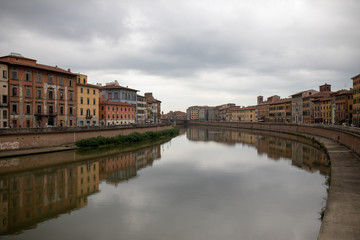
<box><xmin>0</xmin><ymin>127</ymin><xmax>329</xmax><ymax>240</ymax></box>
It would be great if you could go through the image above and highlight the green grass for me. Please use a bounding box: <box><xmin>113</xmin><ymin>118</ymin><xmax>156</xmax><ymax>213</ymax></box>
<box><xmin>75</xmin><ymin>128</ymin><xmax>180</xmax><ymax>148</ymax></box>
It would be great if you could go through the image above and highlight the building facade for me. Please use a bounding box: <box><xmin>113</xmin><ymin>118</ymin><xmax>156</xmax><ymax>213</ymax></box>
<box><xmin>145</xmin><ymin>93</ymin><xmax>161</xmax><ymax>123</ymax></box>
<box><xmin>0</xmin><ymin>53</ymin><xmax>77</xmax><ymax>128</ymax></box>
<box><xmin>352</xmin><ymin>74</ymin><xmax>360</xmax><ymax>127</ymax></box>
<box><xmin>99</xmin><ymin>98</ymin><xmax>136</xmax><ymax>125</ymax></box>
<box><xmin>269</xmin><ymin>98</ymin><xmax>291</xmax><ymax>123</ymax></box>
<box><xmin>0</xmin><ymin>63</ymin><xmax>8</xmax><ymax>128</ymax></box>
<box><xmin>137</xmin><ymin>95</ymin><xmax>147</xmax><ymax>124</ymax></box>
<box><xmin>76</xmin><ymin>74</ymin><xmax>99</xmax><ymax>126</ymax></box>
<box><xmin>291</xmin><ymin>90</ymin><xmax>318</xmax><ymax>124</ymax></box>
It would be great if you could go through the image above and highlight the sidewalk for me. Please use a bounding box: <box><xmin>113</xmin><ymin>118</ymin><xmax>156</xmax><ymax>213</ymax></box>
<box><xmin>317</xmin><ymin>137</ymin><xmax>360</xmax><ymax>240</ymax></box>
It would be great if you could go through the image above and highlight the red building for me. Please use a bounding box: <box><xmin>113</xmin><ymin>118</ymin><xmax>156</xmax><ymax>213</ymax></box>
<box><xmin>0</xmin><ymin>53</ymin><xmax>77</xmax><ymax>128</ymax></box>
<box><xmin>99</xmin><ymin>98</ymin><xmax>136</xmax><ymax>125</ymax></box>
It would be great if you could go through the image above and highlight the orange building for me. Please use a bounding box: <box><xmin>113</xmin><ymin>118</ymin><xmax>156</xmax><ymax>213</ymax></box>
<box><xmin>269</xmin><ymin>98</ymin><xmax>291</xmax><ymax>123</ymax></box>
<box><xmin>0</xmin><ymin>53</ymin><xmax>77</xmax><ymax>128</ymax></box>
<box><xmin>99</xmin><ymin>98</ymin><xmax>136</xmax><ymax>125</ymax></box>
<box><xmin>334</xmin><ymin>89</ymin><xmax>353</xmax><ymax>124</ymax></box>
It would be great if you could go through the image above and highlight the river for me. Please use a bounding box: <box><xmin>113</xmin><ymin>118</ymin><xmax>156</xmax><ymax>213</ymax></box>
<box><xmin>0</xmin><ymin>127</ymin><xmax>329</xmax><ymax>240</ymax></box>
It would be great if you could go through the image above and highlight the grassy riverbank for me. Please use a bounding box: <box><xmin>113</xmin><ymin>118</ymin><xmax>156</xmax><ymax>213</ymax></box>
<box><xmin>75</xmin><ymin>127</ymin><xmax>180</xmax><ymax>148</ymax></box>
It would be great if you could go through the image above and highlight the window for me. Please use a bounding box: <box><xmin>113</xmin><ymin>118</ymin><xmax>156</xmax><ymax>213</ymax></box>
<box><xmin>93</xmin><ymin>109</ymin><xmax>96</xmax><ymax>116</ymax></box>
<box><xmin>101</xmin><ymin>106</ymin><xmax>104</xmax><ymax>110</ymax></box>
<box><xmin>12</xmin><ymin>85</ymin><xmax>18</xmax><ymax>97</ymax></box>
<box><xmin>60</xmin><ymin>105</ymin><xmax>64</xmax><ymax>115</ymax></box>
<box><xmin>37</xmin><ymin>105</ymin><xmax>42</xmax><ymax>114</ymax></box>
<box><xmin>37</xmin><ymin>73</ymin><xmax>41</xmax><ymax>82</ymax></box>
<box><xmin>12</xmin><ymin>102</ymin><xmax>18</xmax><ymax>114</ymax></box>
<box><xmin>69</xmin><ymin>105</ymin><xmax>73</xmax><ymax>115</ymax></box>
<box><xmin>48</xmin><ymin>105</ymin><xmax>54</xmax><ymax>114</ymax></box>
<box><xmin>3</xmin><ymin>70</ymin><xmax>7</xmax><ymax>78</ymax></box>
<box><xmin>25</xmin><ymin>86</ymin><xmax>31</xmax><ymax>98</ymax></box>
<box><xmin>25</xmin><ymin>72</ymin><xmax>31</xmax><ymax>81</ymax></box>
<box><xmin>80</xmin><ymin>88</ymin><xmax>83</xmax><ymax>93</ymax></box>
<box><xmin>93</xmin><ymin>98</ymin><xmax>96</xmax><ymax>105</ymax></box>
<box><xmin>49</xmin><ymin>89</ymin><xmax>53</xmax><ymax>99</ymax></box>
<box><xmin>108</xmin><ymin>92</ymin><xmax>112</xmax><ymax>100</ymax></box>
<box><xmin>80</xmin><ymin>97</ymin><xmax>83</xmax><ymax>104</ymax></box>
<box><xmin>26</xmin><ymin>104</ymin><xmax>31</xmax><ymax>114</ymax></box>
<box><xmin>114</xmin><ymin>92</ymin><xmax>118</xmax><ymax>99</ymax></box>
<box><xmin>3</xmin><ymin>109</ymin><xmax>7</xmax><ymax>119</ymax></box>
<box><xmin>11</xmin><ymin>69</ymin><xmax>18</xmax><ymax>79</ymax></box>
<box><xmin>26</xmin><ymin>120</ymin><xmax>30</xmax><ymax>128</ymax></box>
<box><xmin>86</xmin><ymin>109</ymin><xmax>90</xmax><ymax>117</ymax></box>
<box><xmin>60</xmin><ymin>76</ymin><xmax>64</xmax><ymax>85</ymax></box>
<box><xmin>83</xmin><ymin>79</ymin><xmax>86</xmax><ymax>84</ymax></box>
<box><xmin>48</xmin><ymin>75</ymin><xmax>53</xmax><ymax>84</ymax></box>
<box><xmin>36</xmin><ymin>88</ymin><xmax>41</xmax><ymax>98</ymax></box>
<box><xmin>69</xmin><ymin>91</ymin><xmax>73</xmax><ymax>101</ymax></box>
<box><xmin>59</xmin><ymin>90</ymin><xmax>64</xmax><ymax>100</ymax></box>
<box><xmin>69</xmin><ymin>78</ymin><xmax>73</xmax><ymax>87</ymax></box>
<box><xmin>87</xmin><ymin>98</ymin><xmax>90</xmax><ymax>105</ymax></box>
<box><xmin>80</xmin><ymin>108</ymin><xmax>83</xmax><ymax>116</ymax></box>
<box><xmin>93</xmin><ymin>89</ymin><xmax>96</xmax><ymax>95</ymax></box>
<box><xmin>2</xmin><ymin>95</ymin><xmax>7</xmax><ymax>104</ymax></box>
<box><xmin>87</xmin><ymin>89</ymin><xmax>90</xmax><ymax>94</ymax></box>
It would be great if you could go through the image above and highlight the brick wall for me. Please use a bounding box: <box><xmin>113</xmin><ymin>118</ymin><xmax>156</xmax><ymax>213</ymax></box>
<box><xmin>0</xmin><ymin>123</ymin><xmax>172</xmax><ymax>150</ymax></box>
<box><xmin>187</xmin><ymin>121</ymin><xmax>360</xmax><ymax>156</ymax></box>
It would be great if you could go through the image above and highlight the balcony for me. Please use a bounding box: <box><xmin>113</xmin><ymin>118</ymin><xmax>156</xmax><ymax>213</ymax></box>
<box><xmin>86</xmin><ymin>115</ymin><xmax>92</xmax><ymax>119</ymax></box>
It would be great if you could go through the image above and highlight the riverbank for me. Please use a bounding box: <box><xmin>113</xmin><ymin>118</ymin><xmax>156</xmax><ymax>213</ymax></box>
<box><xmin>0</xmin><ymin>123</ymin><xmax>172</xmax><ymax>151</ymax></box>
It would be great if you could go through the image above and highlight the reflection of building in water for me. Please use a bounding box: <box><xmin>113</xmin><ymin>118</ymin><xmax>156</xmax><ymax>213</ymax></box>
<box><xmin>136</xmin><ymin>145</ymin><xmax>161</xmax><ymax>171</ymax></box>
<box><xmin>186</xmin><ymin>127</ymin><xmax>329</xmax><ymax>175</ymax></box>
<box><xmin>99</xmin><ymin>153</ymin><xmax>137</xmax><ymax>186</ymax></box>
<box><xmin>77</xmin><ymin>162</ymin><xmax>99</xmax><ymax>207</ymax></box>
<box><xmin>0</xmin><ymin>143</ymin><xmax>164</xmax><ymax>235</ymax></box>
<box><xmin>0</xmin><ymin>165</ymin><xmax>79</xmax><ymax>235</ymax></box>
<box><xmin>0</xmin><ymin>179</ymin><xmax>9</xmax><ymax>233</ymax></box>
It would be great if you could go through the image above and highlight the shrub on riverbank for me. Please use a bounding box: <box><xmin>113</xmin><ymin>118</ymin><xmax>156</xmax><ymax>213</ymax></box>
<box><xmin>75</xmin><ymin>128</ymin><xmax>180</xmax><ymax>148</ymax></box>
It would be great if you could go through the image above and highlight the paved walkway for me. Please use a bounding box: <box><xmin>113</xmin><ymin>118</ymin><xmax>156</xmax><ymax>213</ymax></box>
<box><xmin>317</xmin><ymin>137</ymin><xmax>360</xmax><ymax>240</ymax></box>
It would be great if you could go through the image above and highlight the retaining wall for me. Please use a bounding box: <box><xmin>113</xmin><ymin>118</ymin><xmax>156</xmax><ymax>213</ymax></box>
<box><xmin>187</xmin><ymin>121</ymin><xmax>360</xmax><ymax>156</ymax></box>
<box><xmin>0</xmin><ymin>123</ymin><xmax>172</xmax><ymax>150</ymax></box>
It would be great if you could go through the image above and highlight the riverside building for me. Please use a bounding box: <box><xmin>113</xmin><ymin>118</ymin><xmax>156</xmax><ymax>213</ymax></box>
<box><xmin>0</xmin><ymin>53</ymin><xmax>77</xmax><ymax>128</ymax></box>
<box><xmin>76</xmin><ymin>74</ymin><xmax>100</xmax><ymax>126</ymax></box>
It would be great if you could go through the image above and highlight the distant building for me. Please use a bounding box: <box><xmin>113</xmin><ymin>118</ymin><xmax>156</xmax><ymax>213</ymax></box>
<box><xmin>334</xmin><ymin>89</ymin><xmax>353</xmax><ymax>125</ymax></box>
<box><xmin>186</xmin><ymin>106</ymin><xmax>200</xmax><ymax>120</ymax></box>
<box><xmin>137</xmin><ymin>95</ymin><xmax>147</xmax><ymax>124</ymax></box>
<box><xmin>99</xmin><ymin>98</ymin><xmax>136</xmax><ymax>125</ymax></box>
<box><xmin>352</xmin><ymin>74</ymin><xmax>360</xmax><ymax>127</ymax></box>
<box><xmin>145</xmin><ymin>93</ymin><xmax>161</xmax><ymax>123</ymax></box>
<box><xmin>76</xmin><ymin>74</ymin><xmax>100</xmax><ymax>126</ymax></box>
<box><xmin>291</xmin><ymin>89</ymin><xmax>318</xmax><ymax>124</ymax></box>
<box><xmin>0</xmin><ymin>53</ymin><xmax>77</xmax><ymax>128</ymax></box>
<box><xmin>269</xmin><ymin>98</ymin><xmax>292</xmax><ymax>123</ymax></box>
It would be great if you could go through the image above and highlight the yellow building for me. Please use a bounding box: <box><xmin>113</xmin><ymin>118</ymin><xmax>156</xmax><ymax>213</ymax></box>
<box><xmin>238</xmin><ymin>106</ymin><xmax>257</xmax><ymax>122</ymax></box>
<box><xmin>76</xmin><ymin>74</ymin><xmax>100</xmax><ymax>126</ymax></box>
<box><xmin>77</xmin><ymin>162</ymin><xmax>99</xmax><ymax>208</ymax></box>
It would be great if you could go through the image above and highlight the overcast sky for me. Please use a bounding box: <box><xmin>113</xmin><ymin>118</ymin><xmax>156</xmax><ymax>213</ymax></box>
<box><xmin>0</xmin><ymin>0</ymin><xmax>359</xmax><ymax>113</ymax></box>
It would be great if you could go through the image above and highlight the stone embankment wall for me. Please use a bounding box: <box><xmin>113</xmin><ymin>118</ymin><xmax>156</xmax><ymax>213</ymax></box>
<box><xmin>187</xmin><ymin>121</ymin><xmax>360</xmax><ymax>156</ymax></box>
<box><xmin>0</xmin><ymin>123</ymin><xmax>172</xmax><ymax>150</ymax></box>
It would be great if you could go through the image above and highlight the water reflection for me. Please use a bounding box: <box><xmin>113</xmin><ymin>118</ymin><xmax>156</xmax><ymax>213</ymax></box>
<box><xmin>0</xmin><ymin>144</ymin><xmax>161</xmax><ymax>235</ymax></box>
<box><xmin>186</xmin><ymin>127</ymin><xmax>329</xmax><ymax>175</ymax></box>
<box><xmin>0</xmin><ymin>127</ymin><xmax>329</xmax><ymax>239</ymax></box>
